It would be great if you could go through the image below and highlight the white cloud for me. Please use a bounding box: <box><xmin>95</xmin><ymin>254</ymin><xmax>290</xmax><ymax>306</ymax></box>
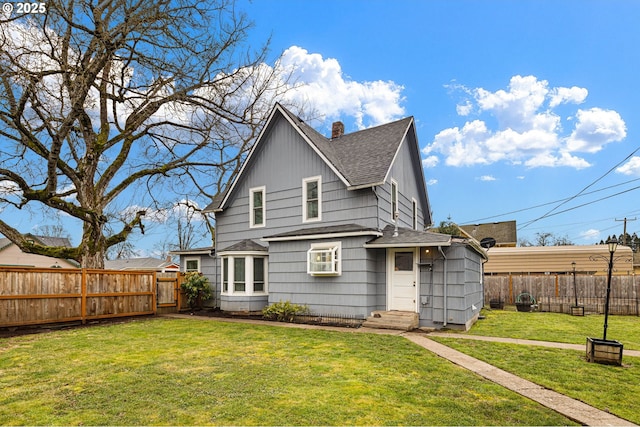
<box><xmin>477</xmin><ymin>175</ymin><xmax>496</xmax><ymax>181</ymax></box>
<box><xmin>426</xmin><ymin>179</ymin><xmax>438</xmax><ymax>186</ymax></box>
<box><xmin>279</xmin><ymin>46</ymin><xmax>405</xmax><ymax>129</ymax></box>
<box><xmin>565</xmin><ymin>108</ymin><xmax>626</xmax><ymax>153</ymax></box>
<box><xmin>0</xmin><ymin>180</ymin><xmax>21</xmax><ymax>196</ymax></box>
<box><xmin>616</xmin><ymin>156</ymin><xmax>640</xmax><ymax>175</ymax></box>
<box><xmin>422</xmin><ymin>155</ymin><xmax>439</xmax><ymax>168</ymax></box>
<box><xmin>579</xmin><ymin>228</ymin><xmax>600</xmax><ymax>242</ymax></box>
<box><xmin>424</xmin><ymin>75</ymin><xmax>626</xmax><ymax>169</ymax></box>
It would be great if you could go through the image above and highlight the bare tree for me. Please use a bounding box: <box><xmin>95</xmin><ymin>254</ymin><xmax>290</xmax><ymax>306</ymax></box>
<box><xmin>0</xmin><ymin>0</ymin><xmax>298</xmax><ymax>267</ymax></box>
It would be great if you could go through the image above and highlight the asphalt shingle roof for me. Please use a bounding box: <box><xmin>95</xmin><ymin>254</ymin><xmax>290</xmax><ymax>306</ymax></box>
<box><xmin>206</xmin><ymin>103</ymin><xmax>415</xmax><ymax>212</ymax></box>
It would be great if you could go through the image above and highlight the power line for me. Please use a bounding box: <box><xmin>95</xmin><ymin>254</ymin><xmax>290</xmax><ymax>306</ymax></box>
<box><xmin>518</xmin><ymin>144</ymin><xmax>640</xmax><ymax>231</ymax></box>
<box><xmin>462</xmin><ymin>176</ymin><xmax>640</xmax><ymax>224</ymax></box>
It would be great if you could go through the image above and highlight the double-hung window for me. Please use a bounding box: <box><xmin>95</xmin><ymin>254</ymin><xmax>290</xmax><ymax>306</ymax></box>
<box><xmin>234</xmin><ymin>257</ymin><xmax>246</xmax><ymax>292</ymax></box>
<box><xmin>307</xmin><ymin>241</ymin><xmax>341</xmax><ymax>276</ymax></box>
<box><xmin>250</xmin><ymin>186</ymin><xmax>265</xmax><ymax>228</ymax></box>
<box><xmin>303</xmin><ymin>176</ymin><xmax>321</xmax><ymax>222</ymax></box>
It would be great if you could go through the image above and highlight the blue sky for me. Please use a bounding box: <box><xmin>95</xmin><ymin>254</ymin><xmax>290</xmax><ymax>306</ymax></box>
<box><xmin>4</xmin><ymin>1</ymin><xmax>640</xmax><ymax>255</ymax></box>
<box><xmin>238</xmin><ymin>0</ymin><xmax>640</xmax><ymax>245</ymax></box>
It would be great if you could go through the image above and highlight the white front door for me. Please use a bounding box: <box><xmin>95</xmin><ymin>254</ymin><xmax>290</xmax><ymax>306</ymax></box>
<box><xmin>388</xmin><ymin>248</ymin><xmax>417</xmax><ymax>311</ymax></box>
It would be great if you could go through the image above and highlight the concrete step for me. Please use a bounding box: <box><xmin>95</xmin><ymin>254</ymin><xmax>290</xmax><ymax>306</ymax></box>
<box><xmin>362</xmin><ymin>310</ymin><xmax>419</xmax><ymax>331</ymax></box>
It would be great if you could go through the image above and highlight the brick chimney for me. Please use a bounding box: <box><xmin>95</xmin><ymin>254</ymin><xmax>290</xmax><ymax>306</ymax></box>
<box><xmin>331</xmin><ymin>121</ymin><xmax>344</xmax><ymax>139</ymax></box>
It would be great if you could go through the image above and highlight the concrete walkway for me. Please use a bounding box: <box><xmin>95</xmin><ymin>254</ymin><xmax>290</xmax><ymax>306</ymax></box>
<box><xmin>164</xmin><ymin>314</ymin><xmax>637</xmax><ymax>426</ymax></box>
<box><xmin>405</xmin><ymin>333</ymin><xmax>636</xmax><ymax>426</ymax></box>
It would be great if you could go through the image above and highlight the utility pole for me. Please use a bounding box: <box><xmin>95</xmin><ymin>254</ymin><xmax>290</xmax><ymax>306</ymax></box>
<box><xmin>615</xmin><ymin>217</ymin><xmax>637</xmax><ymax>246</ymax></box>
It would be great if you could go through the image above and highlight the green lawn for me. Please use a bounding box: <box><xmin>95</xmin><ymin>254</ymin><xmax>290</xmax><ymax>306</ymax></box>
<box><xmin>0</xmin><ymin>317</ymin><xmax>574</xmax><ymax>426</ymax></box>
<box><xmin>428</xmin><ymin>307</ymin><xmax>640</xmax><ymax>424</ymax></box>
<box><xmin>432</xmin><ymin>338</ymin><xmax>640</xmax><ymax>425</ymax></box>
<box><xmin>465</xmin><ymin>307</ymin><xmax>640</xmax><ymax>349</ymax></box>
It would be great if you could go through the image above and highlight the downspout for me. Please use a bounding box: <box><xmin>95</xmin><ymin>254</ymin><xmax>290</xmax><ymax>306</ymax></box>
<box><xmin>438</xmin><ymin>245</ymin><xmax>448</xmax><ymax>327</ymax></box>
<box><xmin>208</xmin><ymin>250</ymin><xmax>217</xmax><ymax>309</ymax></box>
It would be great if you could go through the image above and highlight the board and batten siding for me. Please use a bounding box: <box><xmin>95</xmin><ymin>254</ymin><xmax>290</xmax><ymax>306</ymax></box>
<box><xmin>267</xmin><ymin>236</ymin><xmax>385</xmax><ymax>318</ymax></box>
<box><xmin>215</xmin><ymin>118</ymin><xmax>379</xmax><ymax>253</ymax></box>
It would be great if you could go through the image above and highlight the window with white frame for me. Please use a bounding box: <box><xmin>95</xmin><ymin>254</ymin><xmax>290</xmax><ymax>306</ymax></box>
<box><xmin>185</xmin><ymin>258</ymin><xmax>200</xmax><ymax>272</ymax></box>
<box><xmin>222</xmin><ymin>258</ymin><xmax>229</xmax><ymax>292</ymax></box>
<box><xmin>220</xmin><ymin>255</ymin><xmax>268</xmax><ymax>295</ymax></box>
<box><xmin>412</xmin><ymin>198</ymin><xmax>418</xmax><ymax>230</ymax></box>
<box><xmin>249</xmin><ymin>186</ymin><xmax>266</xmax><ymax>228</ymax></box>
<box><xmin>303</xmin><ymin>176</ymin><xmax>322</xmax><ymax>222</ymax></box>
<box><xmin>391</xmin><ymin>179</ymin><xmax>398</xmax><ymax>221</ymax></box>
<box><xmin>307</xmin><ymin>241</ymin><xmax>341</xmax><ymax>276</ymax></box>
<box><xmin>234</xmin><ymin>257</ymin><xmax>246</xmax><ymax>292</ymax></box>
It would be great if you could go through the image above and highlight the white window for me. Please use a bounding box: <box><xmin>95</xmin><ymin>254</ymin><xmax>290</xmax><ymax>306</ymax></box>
<box><xmin>185</xmin><ymin>258</ymin><xmax>200</xmax><ymax>272</ymax></box>
<box><xmin>307</xmin><ymin>241</ymin><xmax>341</xmax><ymax>276</ymax></box>
<box><xmin>303</xmin><ymin>176</ymin><xmax>322</xmax><ymax>222</ymax></box>
<box><xmin>391</xmin><ymin>179</ymin><xmax>398</xmax><ymax>221</ymax></box>
<box><xmin>249</xmin><ymin>186</ymin><xmax>266</xmax><ymax>228</ymax></box>
<box><xmin>222</xmin><ymin>258</ymin><xmax>229</xmax><ymax>293</ymax></box>
<box><xmin>220</xmin><ymin>255</ymin><xmax>268</xmax><ymax>295</ymax></box>
<box><xmin>412</xmin><ymin>198</ymin><xmax>418</xmax><ymax>230</ymax></box>
<box><xmin>234</xmin><ymin>257</ymin><xmax>245</xmax><ymax>292</ymax></box>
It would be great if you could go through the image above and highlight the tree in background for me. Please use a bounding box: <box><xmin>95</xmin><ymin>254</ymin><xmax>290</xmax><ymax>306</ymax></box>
<box><xmin>0</xmin><ymin>0</ymin><xmax>300</xmax><ymax>267</ymax></box>
<box><xmin>519</xmin><ymin>232</ymin><xmax>573</xmax><ymax>247</ymax></box>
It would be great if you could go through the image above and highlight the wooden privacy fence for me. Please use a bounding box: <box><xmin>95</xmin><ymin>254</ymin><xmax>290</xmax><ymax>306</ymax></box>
<box><xmin>484</xmin><ymin>273</ymin><xmax>639</xmax><ymax>315</ymax></box>
<box><xmin>0</xmin><ymin>267</ymin><xmax>162</xmax><ymax>328</ymax></box>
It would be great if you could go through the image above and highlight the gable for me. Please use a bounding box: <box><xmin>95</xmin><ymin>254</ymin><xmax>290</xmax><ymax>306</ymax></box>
<box><xmin>207</xmin><ymin>103</ymin><xmax>430</xmax><ymax>216</ymax></box>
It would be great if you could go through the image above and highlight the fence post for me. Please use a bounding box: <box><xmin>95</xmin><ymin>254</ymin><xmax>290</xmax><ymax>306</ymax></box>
<box><xmin>81</xmin><ymin>268</ymin><xmax>87</xmax><ymax>324</ymax></box>
<box><xmin>152</xmin><ymin>271</ymin><xmax>158</xmax><ymax>315</ymax></box>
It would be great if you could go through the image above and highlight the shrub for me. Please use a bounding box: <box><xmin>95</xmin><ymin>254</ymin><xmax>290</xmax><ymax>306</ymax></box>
<box><xmin>181</xmin><ymin>272</ymin><xmax>212</xmax><ymax>310</ymax></box>
<box><xmin>262</xmin><ymin>300</ymin><xmax>310</xmax><ymax>322</ymax></box>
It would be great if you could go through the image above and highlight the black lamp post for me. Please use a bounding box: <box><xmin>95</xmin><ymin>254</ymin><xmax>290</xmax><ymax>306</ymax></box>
<box><xmin>603</xmin><ymin>236</ymin><xmax>618</xmax><ymax>340</ymax></box>
<box><xmin>571</xmin><ymin>261</ymin><xmax>577</xmax><ymax>306</ymax></box>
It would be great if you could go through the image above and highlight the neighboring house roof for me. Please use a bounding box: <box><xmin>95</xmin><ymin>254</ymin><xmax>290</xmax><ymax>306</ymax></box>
<box><xmin>104</xmin><ymin>257</ymin><xmax>179</xmax><ymax>271</ymax></box>
<box><xmin>0</xmin><ymin>234</ymin><xmax>79</xmax><ymax>268</ymax></box>
<box><xmin>169</xmin><ymin>246</ymin><xmax>215</xmax><ymax>255</ymax></box>
<box><xmin>206</xmin><ymin>103</ymin><xmax>431</xmax><ymax>225</ymax></box>
<box><xmin>0</xmin><ymin>234</ymin><xmax>73</xmax><ymax>249</ymax></box>
<box><xmin>459</xmin><ymin>221</ymin><xmax>517</xmax><ymax>247</ymax></box>
<box><xmin>484</xmin><ymin>245</ymin><xmax>635</xmax><ymax>275</ymax></box>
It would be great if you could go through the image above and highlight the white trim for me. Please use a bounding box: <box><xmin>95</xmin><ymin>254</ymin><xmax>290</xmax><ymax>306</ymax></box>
<box><xmin>381</xmin><ymin>119</ymin><xmax>413</xmax><ymax>185</ymax></box>
<box><xmin>214</xmin><ymin>105</ymin><xmax>352</xmax><ymax>211</ymax></box>
<box><xmin>391</xmin><ymin>178</ymin><xmax>399</xmax><ymax>222</ymax></box>
<box><xmin>302</xmin><ymin>176</ymin><xmax>322</xmax><ymax>223</ymax></box>
<box><xmin>217</xmin><ymin>250</ymin><xmax>268</xmax><ymax>257</ymax></box>
<box><xmin>249</xmin><ymin>186</ymin><xmax>266</xmax><ymax>228</ymax></box>
<box><xmin>262</xmin><ymin>230</ymin><xmax>382</xmax><ymax>242</ymax></box>
<box><xmin>307</xmin><ymin>241</ymin><xmax>342</xmax><ymax>276</ymax></box>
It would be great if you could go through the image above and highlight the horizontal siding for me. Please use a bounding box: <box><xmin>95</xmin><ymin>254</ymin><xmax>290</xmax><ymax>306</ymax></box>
<box><xmin>215</xmin><ymin>118</ymin><xmax>379</xmax><ymax>253</ymax></box>
<box><xmin>267</xmin><ymin>236</ymin><xmax>384</xmax><ymax>317</ymax></box>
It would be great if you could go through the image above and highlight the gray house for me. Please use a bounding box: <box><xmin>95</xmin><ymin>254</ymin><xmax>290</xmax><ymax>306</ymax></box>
<box><xmin>203</xmin><ymin>103</ymin><xmax>487</xmax><ymax>330</ymax></box>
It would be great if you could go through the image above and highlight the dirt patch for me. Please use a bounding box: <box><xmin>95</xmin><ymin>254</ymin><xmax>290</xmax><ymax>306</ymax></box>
<box><xmin>0</xmin><ymin>315</ymin><xmax>156</xmax><ymax>339</ymax></box>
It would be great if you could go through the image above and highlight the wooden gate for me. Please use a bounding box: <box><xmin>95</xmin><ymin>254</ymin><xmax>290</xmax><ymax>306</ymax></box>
<box><xmin>156</xmin><ymin>272</ymin><xmax>188</xmax><ymax>314</ymax></box>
